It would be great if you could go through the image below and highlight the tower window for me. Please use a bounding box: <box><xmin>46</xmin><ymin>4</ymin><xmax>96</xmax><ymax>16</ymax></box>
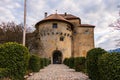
<box><xmin>60</xmin><ymin>32</ymin><xmax>63</xmax><ymax>35</ymax></box>
<box><xmin>56</xmin><ymin>32</ymin><xmax>59</xmax><ymax>34</ymax></box>
<box><xmin>60</xmin><ymin>36</ymin><xmax>64</xmax><ymax>41</ymax></box>
<box><xmin>64</xmin><ymin>33</ymin><xmax>66</xmax><ymax>36</ymax></box>
<box><xmin>84</xmin><ymin>29</ymin><xmax>90</xmax><ymax>34</ymax></box>
<box><xmin>47</xmin><ymin>33</ymin><xmax>49</xmax><ymax>35</ymax></box>
<box><xmin>52</xmin><ymin>23</ymin><xmax>57</xmax><ymax>28</ymax></box>
<box><xmin>67</xmin><ymin>34</ymin><xmax>69</xmax><ymax>36</ymax></box>
<box><xmin>52</xmin><ymin>32</ymin><xmax>54</xmax><ymax>35</ymax></box>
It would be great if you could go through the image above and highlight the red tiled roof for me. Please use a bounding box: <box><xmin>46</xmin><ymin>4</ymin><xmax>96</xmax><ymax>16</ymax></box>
<box><xmin>43</xmin><ymin>14</ymin><xmax>67</xmax><ymax>21</ymax></box>
<box><xmin>80</xmin><ymin>24</ymin><xmax>95</xmax><ymax>28</ymax></box>
<box><xmin>59</xmin><ymin>14</ymin><xmax>80</xmax><ymax>19</ymax></box>
<box><xmin>35</xmin><ymin>13</ymin><xmax>73</xmax><ymax>27</ymax></box>
<box><xmin>35</xmin><ymin>13</ymin><xmax>95</xmax><ymax>28</ymax></box>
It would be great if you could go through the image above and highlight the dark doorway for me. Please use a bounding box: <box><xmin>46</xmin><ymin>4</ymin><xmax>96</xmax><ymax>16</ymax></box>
<box><xmin>53</xmin><ymin>50</ymin><xmax>62</xmax><ymax>64</ymax></box>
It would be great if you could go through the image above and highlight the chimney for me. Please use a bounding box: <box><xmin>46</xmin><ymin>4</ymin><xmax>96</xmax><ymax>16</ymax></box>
<box><xmin>65</xmin><ymin>12</ymin><xmax>67</xmax><ymax>16</ymax></box>
<box><xmin>44</xmin><ymin>12</ymin><xmax>47</xmax><ymax>18</ymax></box>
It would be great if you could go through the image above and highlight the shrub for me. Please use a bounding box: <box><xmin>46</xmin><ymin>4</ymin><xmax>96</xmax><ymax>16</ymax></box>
<box><xmin>63</xmin><ymin>58</ymin><xmax>68</xmax><ymax>65</ymax></box>
<box><xmin>0</xmin><ymin>68</ymin><xmax>8</xmax><ymax>79</ymax></box>
<box><xmin>40</xmin><ymin>58</ymin><xmax>44</xmax><ymax>69</ymax></box>
<box><xmin>68</xmin><ymin>57</ymin><xmax>75</xmax><ymax>68</ymax></box>
<box><xmin>28</xmin><ymin>55</ymin><xmax>40</xmax><ymax>72</ymax></box>
<box><xmin>39</xmin><ymin>58</ymin><xmax>50</xmax><ymax>69</ymax></box>
<box><xmin>98</xmin><ymin>53</ymin><xmax>120</xmax><ymax>80</ymax></box>
<box><xmin>0</xmin><ymin>42</ymin><xmax>30</xmax><ymax>80</ymax></box>
<box><xmin>74</xmin><ymin>57</ymin><xmax>86</xmax><ymax>72</ymax></box>
<box><xmin>43</xmin><ymin>58</ymin><xmax>48</xmax><ymax>66</ymax></box>
<box><xmin>86</xmin><ymin>48</ymin><xmax>106</xmax><ymax>80</ymax></box>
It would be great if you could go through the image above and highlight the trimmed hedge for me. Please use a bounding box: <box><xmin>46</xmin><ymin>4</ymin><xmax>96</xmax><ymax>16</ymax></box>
<box><xmin>0</xmin><ymin>68</ymin><xmax>8</xmax><ymax>79</ymax></box>
<box><xmin>28</xmin><ymin>55</ymin><xmax>41</xmax><ymax>72</ymax></box>
<box><xmin>63</xmin><ymin>58</ymin><xmax>69</xmax><ymax>66</ymax></box>
<box><xmin>74</xmin><ymin>57</ymin><xmax>86</xmax><ymax>72</ymax></box>
<box><xmin>0</xmin><ymin>42</ymin><xmax>30</xmax><ymax>80</ymax></box>
<box><xmin>28</xmin><ymin>55</ymin><xmax>51</xmax><ymax>72</ymax></box>
<box><xmin>68</xmin><ymin>57</ymin><xmax>75</xmax><ymax>68</ymax></box>
<box><xmin>86</xmin><ymin>48</ymin><xmax>106</xmax><ymax>80</ymax></box>
<box><xmin>63</xmin><ymin>57</ymin><xmax>86</xmax><ymax>73</ymax></box>
<box><xmin>98</xmin><ymin>53</ymin><xmax>120</xmax><ymax>80</ymax></box>
<box><xmin>43</xmin><ymin>58</ymin><xmax>51</xmax><ymax>66</ymax></box>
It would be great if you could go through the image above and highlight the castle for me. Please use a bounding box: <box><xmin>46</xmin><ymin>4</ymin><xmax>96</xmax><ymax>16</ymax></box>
<box><xmin>35</xmin><ymin>12</ymin><xmax>95</xmax><ymax>64</ymax></box>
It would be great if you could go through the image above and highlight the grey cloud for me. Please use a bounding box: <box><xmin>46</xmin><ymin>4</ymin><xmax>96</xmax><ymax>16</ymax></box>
<box><xmin>0</xmin><ymin>0</ymin><xmax>120</xmax><ymax>50</ymax></box>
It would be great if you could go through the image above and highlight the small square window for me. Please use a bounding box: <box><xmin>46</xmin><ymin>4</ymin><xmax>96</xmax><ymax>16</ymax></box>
<box><xmin>52</xmin><ymin>32</ymin><xmax>54</xmax><ymax>35</ymax></box>
<box><xmin>56</xmin><ymin>32</ymin><xmax>59</xmax><ymax>34</ymax></box>
<box><xmin>52</xmin><ymin>23</ymin><xmax>57</xmax><ymax>28</ymax></box>
<box><xmin>84</xmin><ymin>29</ymin><xmax>90</xmax><ymax>34</ymax></box>
<box><xmin>60</xmin><ymin>36</ymin><xmax>64</xmax><ymax>41</ymax></box>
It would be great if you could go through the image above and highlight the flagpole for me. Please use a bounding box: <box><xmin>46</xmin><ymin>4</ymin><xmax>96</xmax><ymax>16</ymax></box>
<box><xmin>23</xmin><ymin>0</ymin><xmax>27</xmax><ymax>46</ymax></box>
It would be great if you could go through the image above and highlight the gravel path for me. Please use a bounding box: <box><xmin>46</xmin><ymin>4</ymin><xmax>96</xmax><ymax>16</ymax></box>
<box><xmin>27</xmin><ymin>64</ymin><xmax>89</xmax><ymax>80</ymax></box>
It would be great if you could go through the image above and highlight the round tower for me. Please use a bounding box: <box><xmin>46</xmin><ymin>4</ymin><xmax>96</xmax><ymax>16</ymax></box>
<box><xmin>35</xmin><ymin>13</ymin><xmax>73</xmax><ymax>64</ymax></box>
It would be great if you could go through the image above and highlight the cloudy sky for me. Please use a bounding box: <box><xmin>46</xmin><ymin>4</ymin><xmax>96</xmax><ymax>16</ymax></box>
<box><xmin>0</xmin><ymin>0</ymin><xmax>120</xmax><ymax>50</ymax></box>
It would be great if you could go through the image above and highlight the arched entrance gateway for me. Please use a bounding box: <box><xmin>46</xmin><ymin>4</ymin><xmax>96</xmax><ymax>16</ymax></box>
<box><xmin>52</xmin><ymin>50</ymin><xmax>62</xmax><ymax>64</ymax></box>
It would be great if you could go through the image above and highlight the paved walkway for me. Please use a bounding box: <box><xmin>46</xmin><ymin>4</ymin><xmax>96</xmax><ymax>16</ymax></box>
<box><xmin>27</xmin><ymin>64</ymin><xmax>89</xmax><ymax>80</ymax></box>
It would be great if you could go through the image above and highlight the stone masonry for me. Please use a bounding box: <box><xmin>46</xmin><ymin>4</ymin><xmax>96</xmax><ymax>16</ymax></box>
<box><xmin>34</xmin><ymin>13</ymin><xmax>95</xmax><ymax>64</ymax></box>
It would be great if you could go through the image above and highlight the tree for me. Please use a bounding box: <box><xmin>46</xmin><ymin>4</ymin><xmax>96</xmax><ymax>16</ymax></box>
<box><xmin>109</xmin><ymin>6</ymin><xmax>120</xmax><ymax>46</ymax></box>
<box><xmin>0</xmin><ymin>22</ymin><xmax>44</xmax><ymax>54</ymax></box>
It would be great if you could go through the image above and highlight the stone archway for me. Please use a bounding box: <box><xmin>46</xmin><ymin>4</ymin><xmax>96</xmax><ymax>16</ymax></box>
<box><xmin>52</xmin><ymin>50</ymin><xmax>62</xmax><ymax>64</ymax></box>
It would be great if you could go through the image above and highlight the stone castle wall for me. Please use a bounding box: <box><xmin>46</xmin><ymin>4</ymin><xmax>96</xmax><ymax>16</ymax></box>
<box><xmin>37</xmin><ymin>21</ymin><xmax>72</xmax><ymax>62</ymax></box>
<box><xmin>73</xmin><ymin>26</ymin><xmax>94</xmax><ymax>57</ymax></box>
<box><xmin>34</xmin><ymin>13</ymin><xmax>95</xmax><ymax>63</ymax></box>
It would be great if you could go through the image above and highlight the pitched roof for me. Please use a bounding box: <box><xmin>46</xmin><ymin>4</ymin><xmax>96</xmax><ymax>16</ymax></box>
<box><xmin>80</xmin><ymin>24</ymin><xmax>95</xmax><ymax>28</ymax></box>
<box><xmin>35</xmin><ymin>13</ymin><xmax>73</xmax><ymax>27</ymax></box>
<box><xmin>43</xmin><ymin>13</ymin><xmax>67</xmax><ymax>21</ymax></box>
<box><xmin>59</xmin><ymin>14</ymin><xmax>80</xmax><ymax>20</ymax></box>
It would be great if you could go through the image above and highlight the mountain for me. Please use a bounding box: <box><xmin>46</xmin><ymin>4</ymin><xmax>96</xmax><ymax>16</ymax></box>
<box><xmin>108</xmin><ymin>48</ymin><xmax>120</xmax><ymax>53</ymax></box>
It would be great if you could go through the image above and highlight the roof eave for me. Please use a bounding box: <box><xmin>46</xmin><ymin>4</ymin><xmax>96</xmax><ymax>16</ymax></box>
<box><xmin>35</xmin><ymin>19</ymin><xmax>74</xmax><ymax>29</ymax></box>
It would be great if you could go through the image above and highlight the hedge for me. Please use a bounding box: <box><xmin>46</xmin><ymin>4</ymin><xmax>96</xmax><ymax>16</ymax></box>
<box><xmin>74</xmin><ymin>57</ymin><xmax>86</xmax><ymax>72</ymax></box>
<box><xmin>86</xmin><ymin>48</ymin><xmax>106</xmax><ymax>80</ymax></box>
<box><xmin>0</xmin><ymin>42</ymin><xmax>30</xmax><ymax>80</ymax></box>
<box><xmin>0</xmin><ymin>68</ymin><xmax>8</xmax><ymax>79</ymax></box>
<box><xmin>63</xmin><ymin>57</ymin><xmax>86</xmax><ymax>73</ymax></box>
<box><xmin>28</xmin><ymin>55</ymin><xmax>41</xmax><ymax>72</ymax></box>
<box><xmin>98</xmin><ymin>53</ymin><xmax>120</xmax><ymax>80</ymax></box>
<box><xmin>68</xmin><ymin>57</ymin><xmax>75</xmax><ymax>68</ymax></box>
<box><xmin>28</xmin><ymin>55</ymin><xmax>51</xmax><ymax>72</ymax></box>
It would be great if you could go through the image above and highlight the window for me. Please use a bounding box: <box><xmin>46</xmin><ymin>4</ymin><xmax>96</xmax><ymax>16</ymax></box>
<box><xmin>74</xmin><ymin>31</ymin><xmax>77</xmax><ymax>34</ymax></box>
<box><xmin>60</xmin><ymin>32</ymin><xmax>63</xmax><ymax>35</ymax></box>
<box><xmin>60</xmin><ymin>36</ymin><xmax>64</xmax><ymax>41</ymax></box>
<box><xmin>52</xmin><ymin>32</ymin><xmax>54</xmax><ymax>35</ymax></box>
<box><xmin>84</xmin><ymin>29</ymin><xmax>90</xmax><ymax>34</ymax></box>
<box><xmin>52</xmin><ymin>23</ymin><xmax>57</xmax><ymax>28</ymax></box>
<box><xmin>47</xmin><ymin>33</ymin><xmax>49</xmax><ymax>35</ymax></box>
<box><xmin>67</xmin><ymin>34</ymin><xmax>69</xmax><ymax>36</ymax></box>
<box><xmin>56</xmin><ymin>32</ymin><xmax>59</xmax><ymax>34</ymax></box>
